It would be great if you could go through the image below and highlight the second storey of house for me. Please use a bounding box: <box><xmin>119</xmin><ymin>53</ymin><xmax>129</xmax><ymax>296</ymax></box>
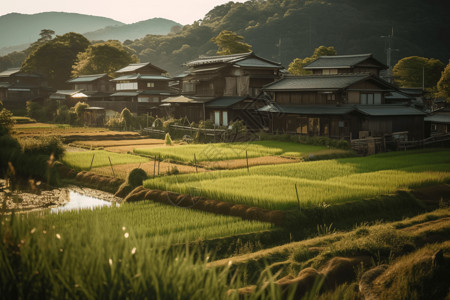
<box><xmin>181</xmin><ymin>52</ymin><xmax>283</xmax><ymax>98</ymax></box>
<box><xmin>303</xmin><ymin>54</ymin><xmax>387</xmax><ymax>77</ymax></box>
<box><xmin>67</xmin><ymin>74</ymin><xmax>114</xmax><ymax>92</ymax></box>
<box><xmin>263</xmin><ymin>74</ymin><xmax>396</xmax><ymax>106</ymax></box>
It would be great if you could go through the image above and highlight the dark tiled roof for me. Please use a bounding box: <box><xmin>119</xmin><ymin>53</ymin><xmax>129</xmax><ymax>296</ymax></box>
<box><xmin>356</xmin><ymin>105</ymin><xmax>426</xmax><ymax>116</ymax></box>
<box><xmin>185</xmin><ymin>52</ymin><xmax>282</xmax><ymax>69</ymax></box>
<box><xmin>263</xmin><ymin>74</ymin><xmax>371</xmax><ymax>91</ymax></box>
<box><xmin>0</xmin><ymin>68</ymin><xmax>21</xmax><ymax>77</ymax></box>
<box><xmin>111</xmin><ymin>91</ymin><xmax>140</xmax><ymax>97</ymax></box>
<box><xmin>67</xmin><ymin>74</ymin><xmax>108</xmax><ymax>83</ymax></box>
<box><xmin>112</xmin><ymin>74</ymin><xmax>171</xmax><ymax>81</ymax></box>
<box><xmin>161</xmin><ymin>95</ymin><xmax>214</xmax><ymax>104</ymax></box>
<box><xmin>205</xmin><ymin>96</ymin><xmax>247</xmax><ymax>108</ymax></box>
<box><xmin>258</xmin><ymin>104</ymin><xmax>355</xmax><ymax>115</ymax></box>
<box><xmin>424</xmin><ymin>113</ymin><xmax>450</xmax><ymax>124</ymax></box>
<box><xmin>304</xmin><ymin>54</ymin><xmax>387</xmax><ymax>69</ymax></box>
<box><xmin>115</xmin><ymin>62</ymin><xmax>167</xmax><ymax>74</ymax></box>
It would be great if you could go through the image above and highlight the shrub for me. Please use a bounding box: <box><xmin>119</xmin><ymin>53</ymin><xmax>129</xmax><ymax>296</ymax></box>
<box><xmin>165</xmin><ymin>133</ymin><xmax>173</xmax><ymax>146</ymax></box>
<box><xmin>127</xmin><ymin>168</ymin><xmax>147</xmax><ymax>187</ymax></box>
<box><xmin>20</xmin><ymin>136</ymin><xmax>65</xmax><ymax>160</ymax></box>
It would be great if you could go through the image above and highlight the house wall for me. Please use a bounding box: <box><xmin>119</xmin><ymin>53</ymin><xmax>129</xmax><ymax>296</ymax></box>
<box><xmin>274</xmin><ymin>91</ymin><xmax>340</xmax><ymax>105</ymax></box>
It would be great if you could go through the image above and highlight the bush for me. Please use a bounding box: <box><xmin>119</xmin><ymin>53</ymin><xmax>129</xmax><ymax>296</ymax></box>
<box><xmin>127</xmin><ymin>168</ymin><xmax>147</xmax><ymax>187</ymax></box>
<box><xmin>19</xmin><ymin>136</ymin><xmax>65</xmax><ymax>160</ymax></box>
<box><xmin>165</xmin><ymin>133</ymin><xmax>173</xmax><ymax>145</ymax></box>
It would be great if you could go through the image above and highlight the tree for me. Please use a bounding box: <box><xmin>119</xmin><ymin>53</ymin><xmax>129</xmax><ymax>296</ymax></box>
<box><xmin>211</xmin><ymin>30</ymin><xmax>252</xmax><ymax>55</ymax></box>
<box><xmin>0</xmin><ymin>101</ymin><xmax>15</xmax><ymax>135</ymax></box>
<box><xmin>393</xmin><ymin>56</ymin><xmax>444</xmax><ymax>91</ymax></box>
<box><xmin>72</xmin><ymin>41</ymin><xmax>139</xmax><ymax>77</ymax></box>
<box><xmin>437</xmin><ymin>60</ymin><xmax>450</xmax><ymax>101</ymax></box>
<box><xmin>21</xmin><ymin>32</ymin><xmax>90</xmax><ymax>89</ymax></box>
<box><xmin>288</xmin><ymin>46</ymin><xmax>337</xmax><ymax>75</ymax></box>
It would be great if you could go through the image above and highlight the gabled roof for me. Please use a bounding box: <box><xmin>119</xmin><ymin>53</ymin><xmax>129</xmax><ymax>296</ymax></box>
<box><xmin>258</xmin><ymin>103</ymin><xmax>425</xmax><ymax>117</ymax></box>
<box><xmin>112</xmin><ymin>74</ymin><xmax>171</xmax><ymax>81</ymax></box>
<box><xmin>161</xmin><ymin>95</ymin><xmax>214</xmax><ymax>104</ymax></box>
<box><xmin>258</xmin><ymin>103</ymin><xmax>355</xmax><ymax>115</ymax></box>
<box><xmin>205</xmin><ymin>96</ymin><xmax>248</xmax><ymax>108</ymax></box>
<box><xmin>424</xmin><ymin>112</ymin><xmax>450</xmax><ymax>124</ymax></box>
<box><xmin>67</xmin><ymin>74</ymin><xmax>109</xmax><ymax>83</ymax></box>
<box><xmin>185</xmin><ymin>52</ymin><xmax>282</xmax><ymax>69</ymax></box>
<box><xmin>115</xmin><ymin>62</ymin><xmax>167</xmax><ymax>74</ymax></box>
<box><xmin>304</xmin><ymin>54</ymin><xmax>387</xmax><ymax>70</ymax></box>
<box><xmin>263</xmin><ymin>74</ymin><xmax>397</xmax><ymax>92</ymax></box>
<box><xmin>356</xmin><ymin>105</ymin><xmax>426</xmax><ymax>116</ymax></box>
<box><xmin>263</xmin><ymin>74</ymin><xmax>386</xmax><ymax>91</ymax></box>
<box><xmin>0</xmin><ymin>67</ymin><xmax>21</xmax><ymax>77</ymax></box>
<box><xmin>0</xmin><ymin>68</ymin><xmax>41</xmax><ymax>78</ymax></box>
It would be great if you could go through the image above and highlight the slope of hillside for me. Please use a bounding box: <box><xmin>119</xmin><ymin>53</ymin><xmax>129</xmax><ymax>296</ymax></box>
<box><xmin>127</xmin><ymin>0</ymin><xmax>450</xmax><ymax>75</ymax></box>
<box><xmin>83</xmin><ymin>18</ymin><xmax>181</xmax><ymax>42</ymax></box>
<box><xmin>0</xmin><ymin>12</ymin><xmax>124</xmax><ymax>49</ymax></box>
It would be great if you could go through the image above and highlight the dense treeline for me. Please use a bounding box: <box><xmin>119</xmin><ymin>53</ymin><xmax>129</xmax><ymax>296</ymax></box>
<box><xmin>126</xmin><ymin>0</ymin><xmax>449</xmax><ymax>75</ymax></box>
<box><xmin>0</xmin><ymin>0</ymin><xmax>448</xmax><ymax>77</ymax></box>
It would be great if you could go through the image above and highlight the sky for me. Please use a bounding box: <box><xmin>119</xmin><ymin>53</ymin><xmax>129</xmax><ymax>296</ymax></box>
<box><xmin>1</xmin><ymin>0</ymin><xmax>247</xmax><ymax>25</ymax></box>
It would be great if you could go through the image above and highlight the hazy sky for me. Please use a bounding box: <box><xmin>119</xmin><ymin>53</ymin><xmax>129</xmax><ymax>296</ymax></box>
<box><xmin>1</xmin><ymin>0</ymin><xmax>247</xmax><ymax>25</ymax></box>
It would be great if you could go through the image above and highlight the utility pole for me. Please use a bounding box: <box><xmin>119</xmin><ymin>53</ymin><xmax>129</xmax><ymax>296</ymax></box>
<box><xmin>381</xmin><ymin>27</ymin><xmax>399</xmax><ymax>84</ymax></box>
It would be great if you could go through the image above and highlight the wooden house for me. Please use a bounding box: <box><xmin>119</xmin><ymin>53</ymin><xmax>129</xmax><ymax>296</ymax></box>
<box><xmin>424</xmin><ymin>107</ymin><xmax>450</xmax><ymax>136</ymax></box>
<box><xmin>161</xmin><ymin>52</ymin><xmax>283</xmax><ymax>126</ymax></box>
<box><xmin>259</xmin><ymin>73</ymin><xmax>425</xmax><ymax>140</ymax></box>
<box><xmin>110</xmin><ymin>62</ymin><xmax>175</xmax><ymax>114</ymax></box>
<box><xmin>0</xmin><ymin>67</ymin><xmax>48</xmax><ymax>111</ymax></box>
<box><xmin>303</xmin><ymin>53</ymin><xmax>387</xmax><ymax>77</ymax></box>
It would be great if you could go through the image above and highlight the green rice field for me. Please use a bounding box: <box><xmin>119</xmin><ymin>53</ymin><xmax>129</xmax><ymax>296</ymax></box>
<box><xmin>134</xmin><ymin>140</ymin><xmax>327</xmax><ymax>162</ymax></box>
<box><xmin>62</xmin><ymin>150</ymin><xmax>148</xmax><ymax>170</ymax></box>
<box><xmin>144</xmin><ymin>149</ymin><xmax>450</xmax><ymax>210</ymax></box>
<box><xmin>34</xmin><ymin>201</ymin><xmax>272</xmax><ymax>245</ymax></box>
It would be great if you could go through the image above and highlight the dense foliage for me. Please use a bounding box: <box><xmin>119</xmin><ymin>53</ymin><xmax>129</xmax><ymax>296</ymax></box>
<box><xmin>437</xmin><ymin>60</ymin><xmax>450</xmax><ymax>101</ymax></box>
<box><xmin>72</xmin><ymin>40</ymin><xmax>138</xmax><ymax>76</ymax></box>
<box><xmin>211</xmin><ymin>30</ymin><xmax>252</xmax><ymax>55</ymax></box>
<box><xmin>21</xmin><ymin>32</ymin><xmax>90</xmax><ymax>89</ymax></box>
<box><xmin>288</xmin><ymin>46</ymin><xmax>337</xmax><ymax>75</ymax></box>
<box><xmin>393</xmin><ymin>56</ymin><xmax>445</xmax><ymax>91</ymax></box>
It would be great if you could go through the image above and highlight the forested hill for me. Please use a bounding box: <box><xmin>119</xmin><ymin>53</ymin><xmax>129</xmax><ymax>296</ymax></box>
<box><xmin>83</xmin><ymin>18</ymin><xmax>181</xmax><ymax>42</ymax></box>
<box><xmin>127</xmin><ymin>0</ymin><xmax>449</xmax><ymax>75</ymax></box>
<box><xmin>0</xmin><ymin>12</ymin><xmax>123</xmax><ymax>50</ymax></box>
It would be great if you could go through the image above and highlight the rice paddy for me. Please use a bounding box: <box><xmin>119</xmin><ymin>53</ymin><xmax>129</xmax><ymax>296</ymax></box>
<box><xmin>144</xmin><ymin>149</ymin><xmax>450</xmax><ymax>210</ymax></box>
<box><xmin>134</xmin><ymin>140</ymin><xmax>328</xmax><ymax>162</ymax></box>
<box><xmin>62</xmin><ymin>150</ymin><xmax>148</xmax><ymax>170</ymax></box>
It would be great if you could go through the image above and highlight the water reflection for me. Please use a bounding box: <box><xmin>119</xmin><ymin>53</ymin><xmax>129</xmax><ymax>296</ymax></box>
<box><xmin>51</xmin><ymin>190</ymin><xmax>119</xmax><ymax>213</ymax></box>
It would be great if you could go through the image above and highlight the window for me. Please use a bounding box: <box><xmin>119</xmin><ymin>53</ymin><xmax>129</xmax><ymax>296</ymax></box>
<box><xmin>222</xmin><ymin>111</ymin><xmax>228</xmax><ymax>126</ymax></box>
<box><xmin>214</xmin><ymin>111</ymin><xmax>220</xmax><ymax>126</ymax></box>
<box><xmin>147</xmin><ymin>82</ymin><xmax>155</xmax><ymax>88</ymax></box>
<box><xmin>360</xmin><ymin>93</ymin><xmax>382</xmax><ymax>105</ymax></box>
<box><xmin>326</xmin><ymin>93</ymin><xmax>336</xmax><ymax>101</ymax></box>
<box><xmin>322</xmin><ymin>69</ymin><xmax>338</xmax><ymax>75</ymax></box>
<box><xmin>116</xmin><ymin>82</ymin><xmax>137</xmax><ymax>90</ymax></box>
<box><xmin>183</xmin><ymin>82</ymin><xmax>195</xmax><ymax>93</ymax></box>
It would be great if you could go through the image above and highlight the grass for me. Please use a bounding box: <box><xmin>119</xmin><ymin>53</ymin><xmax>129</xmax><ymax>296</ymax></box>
<box><xmin>62</xmin><ymin>150</ymin><xmax>148</xmax><ymax>170</ymax></box>
<box><xmin>134</xmin><ymin>140</ymin><xmax>328</xmax><ymax>163</ymax></box>
<box><xmin>0</xmin><ymin>202</ymin><xmax>275</xmax><ymax>299</ymax></box>
<box><xmin>144</xmin><ymin>149</ymin><xmax>450</xmax><ymax>210</ymax></box>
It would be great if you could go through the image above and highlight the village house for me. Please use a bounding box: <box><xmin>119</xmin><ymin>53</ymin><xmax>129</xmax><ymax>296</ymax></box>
<box><xmin>110</xmin><ymin>62</ymin><xmax>175</xmax><ymax>114</ymax></box>
<box><xmin>50</xmin><ymin>73</ymin><xmax>114</xmax><ymax>107</ymax></box>
<box><xmin>258</xmin><ymin>54</ymin><xmax>426</xmax><ymax>142</ymax></box>
<box><xmin>0</xmin><ymin>67</ymin><xmax>48</xmax><ymax>112</ymax></box>
<box><xmin>161</xmin><ymin>52</ymin><xmax>283</xmax><ymax>126</ymax></box>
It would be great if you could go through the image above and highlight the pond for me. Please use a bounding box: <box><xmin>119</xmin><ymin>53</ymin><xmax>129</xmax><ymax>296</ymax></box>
<box><xmin>51</xmin><ymin>190</ymin><xmax>119</xmax><ymax>214</ymax></box>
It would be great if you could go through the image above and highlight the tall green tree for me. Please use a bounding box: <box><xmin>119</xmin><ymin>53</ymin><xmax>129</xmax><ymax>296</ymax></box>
<box><xmin>72</xmin><ymin>41</ymin><xmax>138</xmax><ymax>77</ymax></box>
<box><xmin>21</xmin><ymin>32</ymin><xmax>90</xmax><ymax>89</ymax></box>
<box><xmin>437</xmin><ymin>60</ymin><xmax>450</xmax><ymax>101</ymax></box>
<box><xmin>288</xmin><ymin>46</ymin><xmax>337</xmax><ymax>75</ymax></box>
<box><xmin>393</xmin><ymin>56</ymin><xmax>444</xmax><ymax>90</ymax></box>
<box><xmin>211</xmin><ymin>30</ymin><xmax>252</xmax><ymax>55</ymax></box>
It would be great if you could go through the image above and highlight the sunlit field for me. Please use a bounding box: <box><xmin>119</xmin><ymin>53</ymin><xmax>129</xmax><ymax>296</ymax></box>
<box><xmin>62</xmin><ymin>150</ymin><xmax>148</xmax><ymax>170</ymax></box>
<box><xmin>134</xmin><ymin>140</ymin><xmax>328</xmax><ymax>162</ymax></box>
<box><xmin>144</xmin><ymin>149</ymin><xmax>450</xmax><ymax>210</ymax></box>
